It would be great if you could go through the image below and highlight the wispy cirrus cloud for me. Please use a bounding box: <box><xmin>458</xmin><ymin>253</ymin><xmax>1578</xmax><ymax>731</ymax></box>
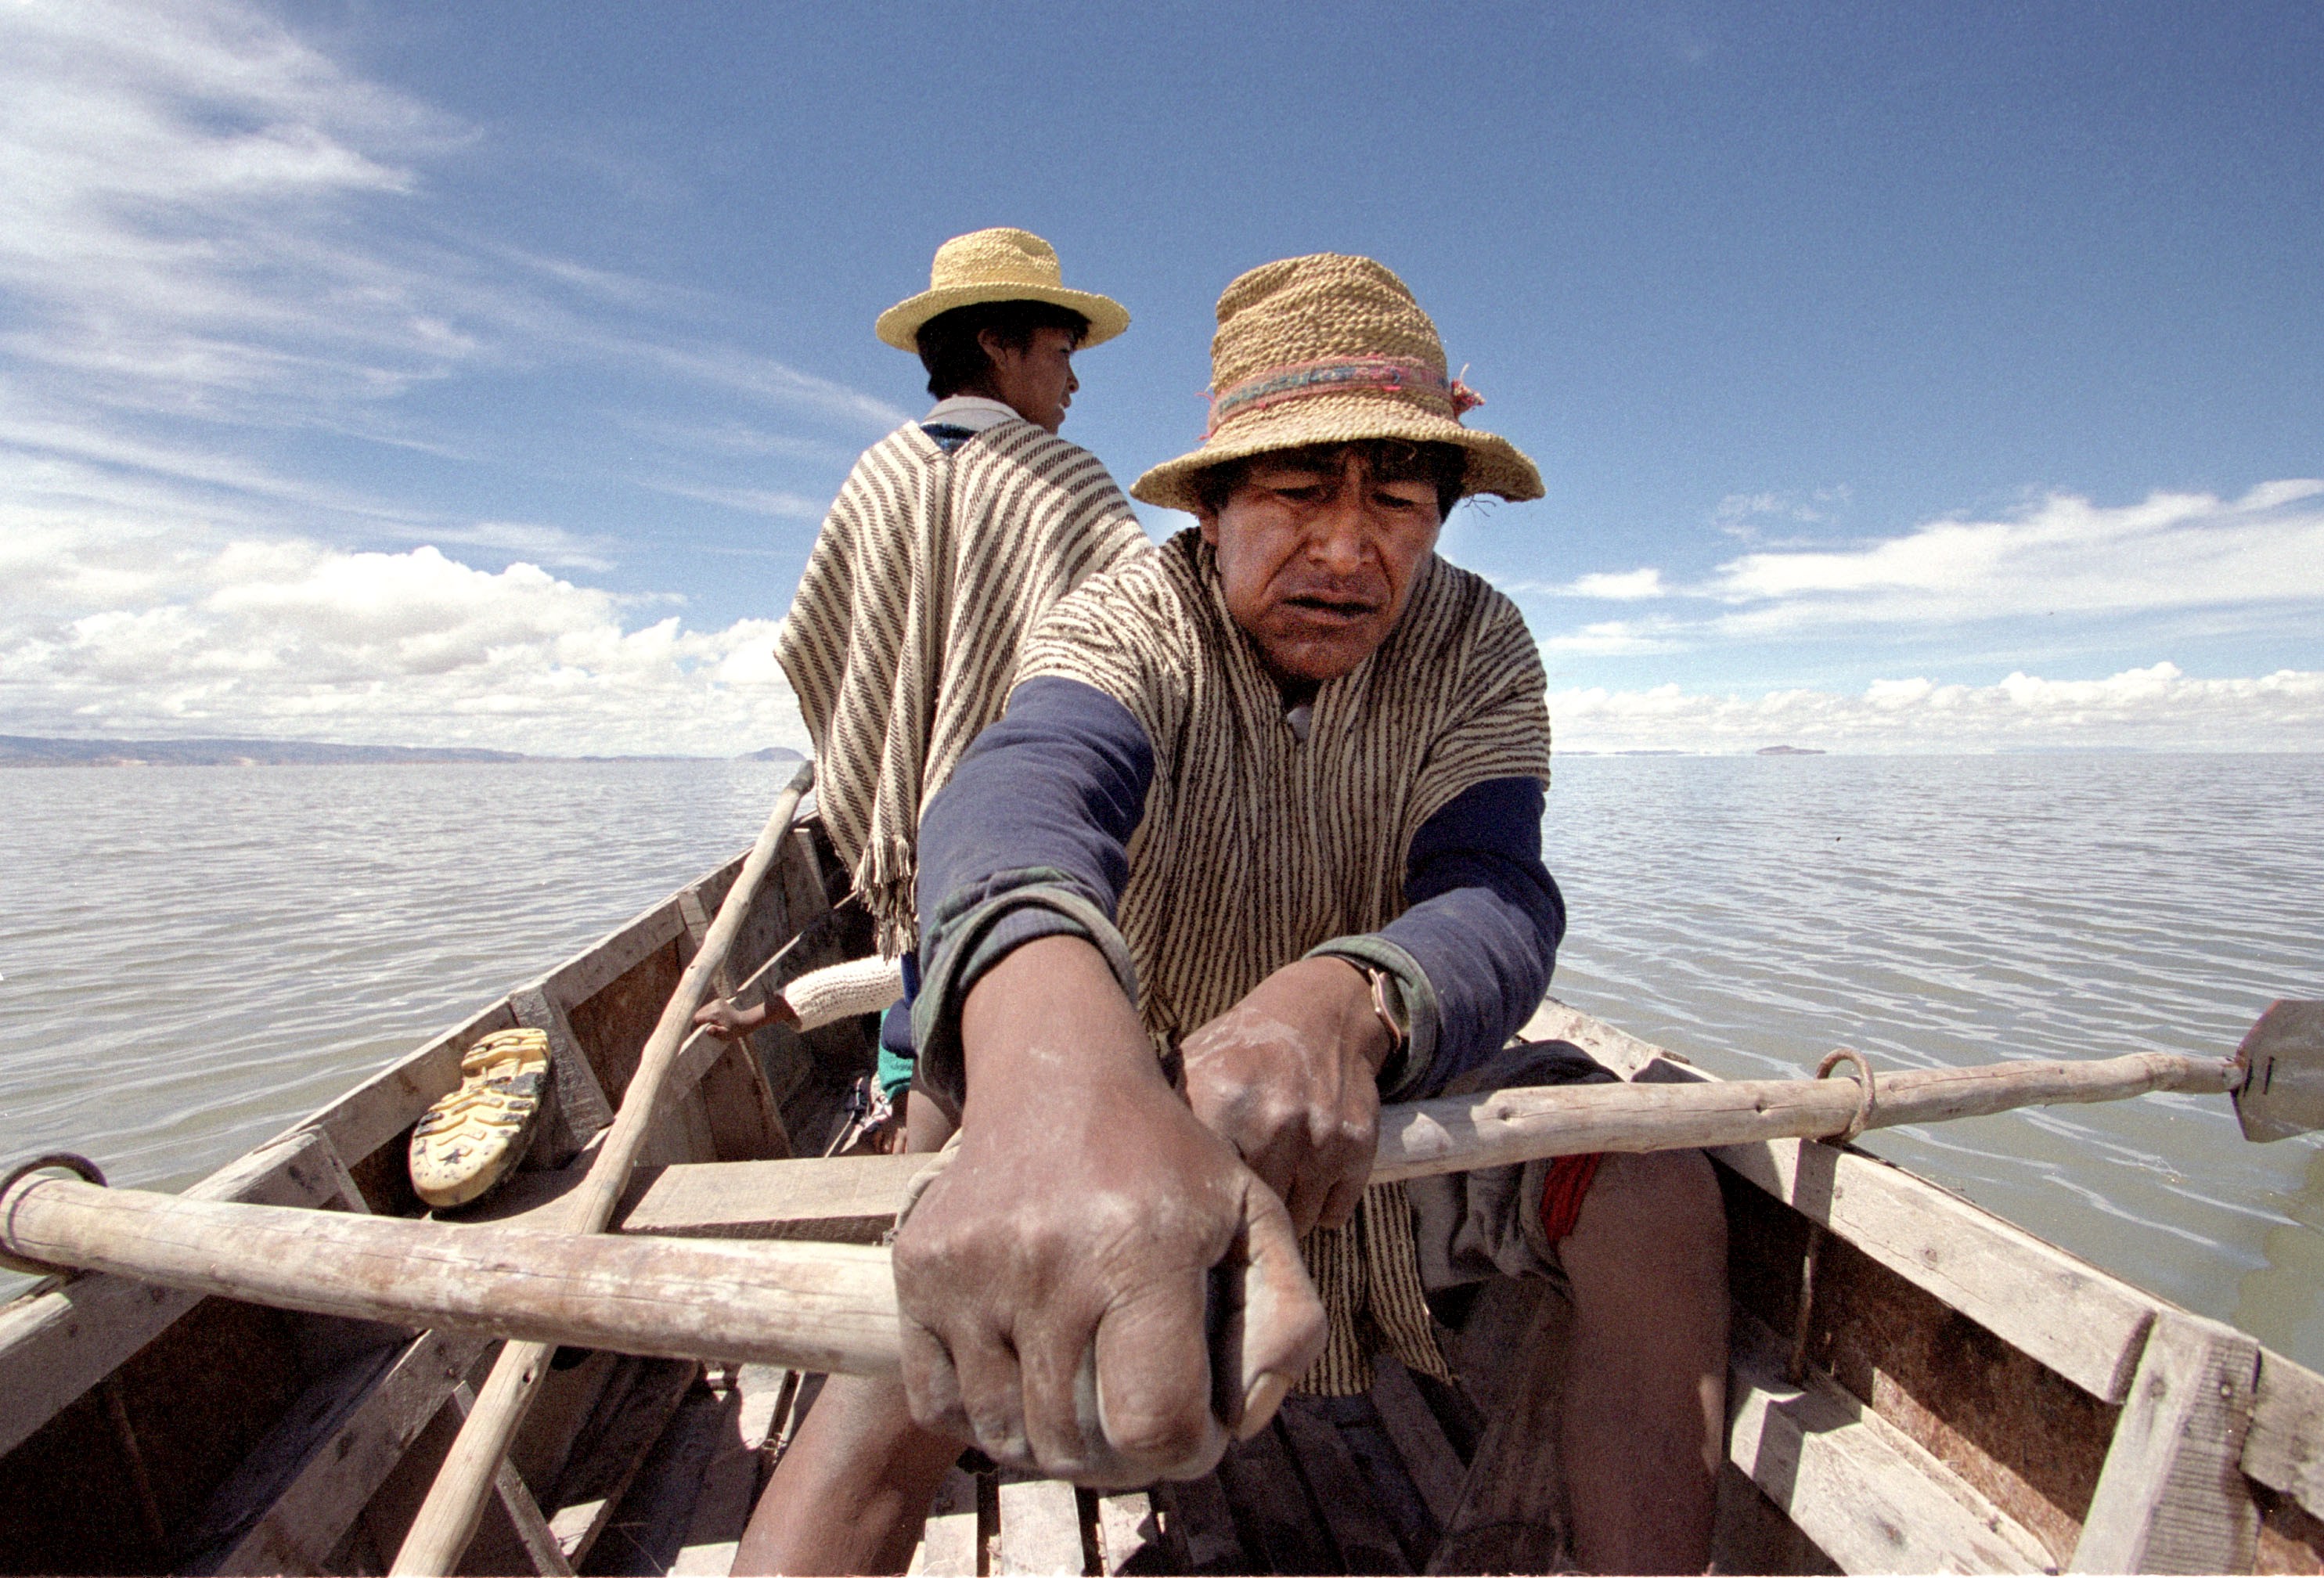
<box><xmin>0</xmin><ymin>0</ymin><xmax>894</xmax><ymax>536</ymax></box>
<box><xmin>1551</xmin><ymin>663</ymin><xmax>2324</xmax><ymax>754</ymax></box>
<box><xmin>1526</xmin><ymin>481</ymin><xmax>2324</xmax><ymax>650</ymax></box>
<box><xmin>1707</xmin><ymin>481</ymin><xmax>2324</xmax><ymax>629</ymax></box>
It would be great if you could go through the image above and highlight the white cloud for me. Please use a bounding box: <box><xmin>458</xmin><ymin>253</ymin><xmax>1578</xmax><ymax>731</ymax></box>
<box><xmin>0</xmin><ymin>514</ymin><xmax>804</xmax><ymax>756</ymax></box>
<box><xmin>1522</xmin><ymin>481</ymin><xmax>2324</xmax><ymax>654</ymax></box>
<box><xmin>0</xmin><ymin>0</ymin><xmax>465</xmax><ymax>417</ymax></box>
<box><xmin>1519</xmin><ymin>567</ymin><xmax>1669</xmax><ymax>600</ymax></box>
<box><xmin>1540</xmin><ymin>618</ymin><xmax>1681</xmax><ymax>654</ymax></box>
<box><xmin>1710</xmin><ymin>481</ymin><xmax>2324</xmax><ymax>625</ymax></box>
<box><xmin>1548</xmin><ymin>663</ymin><xmax>2324</xmax><ymax>755</ymax></box>
<box><xmin>639</xmin><ymin>479</ymin><xmax>831</xmax><ymax>521</ymax></box>
<box><xmin>398</xmin><ymin>521</ymin><xmax>622</xmax><ymax>573</ymax></box>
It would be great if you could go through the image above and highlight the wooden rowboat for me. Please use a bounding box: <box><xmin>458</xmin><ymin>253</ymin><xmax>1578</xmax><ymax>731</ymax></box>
<box><xmin>4</xmin><ymin>816</ymin><xmax>2319</xmax><ymax>1575</ymax></box>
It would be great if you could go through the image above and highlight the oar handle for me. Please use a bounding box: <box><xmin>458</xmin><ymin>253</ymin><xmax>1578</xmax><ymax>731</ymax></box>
<box><xmin>0</xmin><ymin>1174</ymin><xmax>899</xmax><ymax>1371</ymax></box>
<box><xmin>1371</xmin><ymin>1049</ymin><xmax>2240</xmax><ymax>1180</ymax></box>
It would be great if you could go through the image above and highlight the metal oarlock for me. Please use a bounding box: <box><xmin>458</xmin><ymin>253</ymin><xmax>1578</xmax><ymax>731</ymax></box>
<box><xmin>0</xmin><ymin>1153</ymin><xmax>107</xmax><ymax>1276</ymax></box>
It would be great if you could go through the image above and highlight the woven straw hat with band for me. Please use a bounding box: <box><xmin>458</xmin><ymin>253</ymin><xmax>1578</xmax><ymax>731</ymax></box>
<box><xmin>1133</xmin><ymin>254</ymin><xmax>1542</xmax><ymax>513</ymax></box>
<box><xmin>876</xmin><ymin>228</ymin><xmax>1130</xmax><ymax>352</ymax></box>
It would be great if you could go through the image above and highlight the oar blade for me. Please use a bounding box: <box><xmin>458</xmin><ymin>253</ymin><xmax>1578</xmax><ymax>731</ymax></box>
<box><xmin>2233</xmin><ymin>1000</ymin><xmax>2324</xmax><ymax>1144</ymax></box>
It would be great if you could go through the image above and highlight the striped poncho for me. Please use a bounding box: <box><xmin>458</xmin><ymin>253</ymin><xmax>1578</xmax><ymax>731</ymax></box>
<box><xmin>1012</xmin><ymin>532</ymin><xmax>1555</xmax><ymax>1392</ymax></box>
<box><xmin>773</xmin><ymin>420</ymin><xmax>1147</xmax><ymax>953</ymax></box>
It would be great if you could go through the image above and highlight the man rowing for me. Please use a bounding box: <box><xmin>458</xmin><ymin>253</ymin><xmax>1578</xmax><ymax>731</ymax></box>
<box><xmin>860</xmin><ymin>254</ymin><xmax>1730</xmax><ymax>1573</ymax></box>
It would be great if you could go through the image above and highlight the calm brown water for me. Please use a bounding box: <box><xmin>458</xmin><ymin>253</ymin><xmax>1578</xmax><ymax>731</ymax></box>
<box><xmin>2</xmin><ymin>754</ymin><xmax>2319</xmax><ymax>1372</ymax></box>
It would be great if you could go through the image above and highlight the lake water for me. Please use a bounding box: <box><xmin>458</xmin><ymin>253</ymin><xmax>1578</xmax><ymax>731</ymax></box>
<box><xmin>3</xmin><ymin>755</ymin><xmax>2319</xmax><ymax>1374</ymax></box>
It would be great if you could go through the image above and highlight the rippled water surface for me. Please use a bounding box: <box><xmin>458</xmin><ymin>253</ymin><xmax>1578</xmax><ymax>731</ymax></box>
<box><xmin>1545</xmin><ymin>753</ymin><xmax>2324</xmax><ymax>1372</ymax></box>
<box><xmin>3</xmin><ymin>755</ymin><xmax>2319</xmax><ymax>1371</ymax></box>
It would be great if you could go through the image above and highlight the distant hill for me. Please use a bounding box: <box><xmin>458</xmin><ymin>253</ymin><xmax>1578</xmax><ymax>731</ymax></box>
<box><xmin>0</xmin><ymin>735</ymin><xmax>800</xmax><ymax>767</ymax></box>
<box><xmin>1756</xmin><ymin>744</ymin><xmax>1829</xmax><ymax>756</ymax></box>
<box><xmin>0</xmin><ymin>734</ymin><xmax>531</xmax><ymax>767</ymax></box>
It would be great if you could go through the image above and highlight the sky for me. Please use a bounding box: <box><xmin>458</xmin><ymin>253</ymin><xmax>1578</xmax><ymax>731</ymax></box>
<box><xmin>2</xmin><ymin>0</ymin><xmax>2319</xmax><ymax>755</ymax></box>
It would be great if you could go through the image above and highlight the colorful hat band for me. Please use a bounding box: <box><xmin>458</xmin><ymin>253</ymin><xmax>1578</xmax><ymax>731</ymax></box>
<box><xmin>1204</xmin><ymin>355</ymin><xmax>1483</xmax><ymax>438</ymax></box>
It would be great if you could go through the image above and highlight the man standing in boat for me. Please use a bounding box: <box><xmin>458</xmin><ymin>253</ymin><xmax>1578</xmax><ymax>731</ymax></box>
<box><xmin>694</xmin><ymin>227</ymin><xmax>1147</xmax><ymax>1124</ymax></box>
<box><xmin>842</xmin><ymin>255</ymin><xmax>1727</xmax><ymax>1574</ymax></box>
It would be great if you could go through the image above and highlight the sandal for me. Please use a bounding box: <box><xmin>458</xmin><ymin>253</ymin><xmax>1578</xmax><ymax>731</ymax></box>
<box><xmin>409</xmin><ymin>1027</ymin><xmax>552</xmax><ymax>1209</ymax></box>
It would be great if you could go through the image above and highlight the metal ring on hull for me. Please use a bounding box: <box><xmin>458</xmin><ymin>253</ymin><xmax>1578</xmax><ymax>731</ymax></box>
<box><xmin>0</xmin><ymin>1152</ymin><xmax>109</xmax><ymax>1276</ymax></box>
<box><xmin>1815</xmin><ymin>1047</ymin><xmax>1879</xmax><ymax>1142</ymax></box>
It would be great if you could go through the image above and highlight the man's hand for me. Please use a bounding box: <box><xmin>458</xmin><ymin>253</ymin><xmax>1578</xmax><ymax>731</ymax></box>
<box><xmin>1180</xmin><ymin>957</ymin><xmax>1393</xmax><ymax>1236</ymax></box>
<box><xmin>890</xmin><ymin>936</ymin><xmax>1324</xmax><ymax>1485</ymax></box>
<box><xmin>689</xmin><ymin>993</ymin><xmax>796</xmax><ymax>1041</ymax></box>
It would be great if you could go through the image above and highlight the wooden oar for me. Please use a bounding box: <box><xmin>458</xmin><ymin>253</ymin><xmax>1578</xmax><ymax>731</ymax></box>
<box><xmin>6</xmin><ymin>1008</ymin><xmax>2312</xmax><ymax>1378</ymax></box>
<box><xmin>0</xmin><ymin>1176</ymin><xmax>900</xmax><ymax>1373</ymax></box>
<box><xmin>390</xmin><ymin>758</ymin><xmax>814</xmax><ymax>1577</ymax></box>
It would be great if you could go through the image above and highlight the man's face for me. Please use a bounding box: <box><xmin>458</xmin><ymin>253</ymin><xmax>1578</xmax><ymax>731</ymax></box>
<box><xmin>980</xmin><ymin>325</ymin><xmax>1080</xmax><ymax>433</ymax></box>
<box><xmin>1198</xmin><ymin>449</ymin><xmax>1443</xmax><ymax>687</ymax></box>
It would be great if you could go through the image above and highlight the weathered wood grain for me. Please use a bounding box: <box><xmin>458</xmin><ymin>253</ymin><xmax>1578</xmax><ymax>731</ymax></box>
<box><xmin>1759</xmin><ymin>1176</ymin><xmax>2117</xmax><ymax>1566</ymax></box>
<box><xmin>2249</xmin><ymin>1350</ymin><xmax>2324</xmax><ymax>1523</ymax></box>
<box><xmin>541</xmin><ymin>901</ymin><xmax>688</xmax><ymax>1018</ymax></box>
<box><xmin>556</xmin><ymin>1366</ymin><xmax>737</xmax><ymax>1575</ymax></box>
<box><xmin>1726</xmin><ymin>1313</ymin><xmax>2055</xmax><ymax>1573</ymax></box>
<box><xmin>912</xmin><ymin>1466</ymin><xmax>982</xmax><ymax>1577</ymax></box>
<box><xmin>1093</xmin><ymin>1488</ymin><xmax>1165</xmax><ymax>1575</ymax></box>
<box><xmin>1715</xmin><ymin>1133</ymin><xmax>2163</xmax><ymax>1403</ymax></box>
<box><xmin>486</xmin><ymin>1152</ymin><xmax>922</xmax><ymax>1241</ymax></box>
<box><xmin>2070</xmin><ymin>1313</ymin><xmax>2262</xmax><ymax>1574</ymax></box>
<box><xmin>1155</xmin><ymin>1469</ymin><xmax>1245</xmax><ymax>1573</ymax></box>
<box><xmin>996</xmin><ymin>1474</ymin><xmax>1086</xmax><ymax>1575</ymax></box>
<box><xmin>1216</xmin><ymin>1421</ymin><xmax>1336</xmax><ymax>1575</ymax></box>
<box><xmin>0</xmin><ymin>1176</ymin><xmax>903</xmax><ymax>1375</ymax></box>
<box><xmin>1522</xmin><ymin>1004</ymin><xmax>2170</xmax><ymax>1405</ymax></box>
<box><xmin>1366</xmin><ymin>1356</ymin><xmax>1468</xmax><ymax>1528</ymax></box>
<box><xmin>445</xmin><ymin>1380</ymin><xmax>574</xmax><ymax>1577</ymax></box>
<box><xmin>668</xmin><ymin>1365</ymin><xmax>791</xmax><ymax>1576</ymax></box>
<box><xmin>539</xmin><ymin>1356</ymin><xmax>698</xmax><ymax>1568</ymax></box>
<box><xmin>511</xmin><ymin>984</ymin><xmax>615</xmax><ymax>1168</ymax></box>
<box><xmin>189</xmin><ymin>1331</ymin><xmax>487</xmax><ymax>1575</ymax></box>
<box><xmin>1373</xmin><ymin>1050</ymin><xmax>2237</xmax><ymax>1184</ymax></box>
<box><xmin>677</xmin><ymin>888</ymin><xmax>793</xmax><ymax>1163</ymax></box>
<box><xmin>1276</xmin><ymin>1395</ymin><xmax>1412</xmax><ymax>1573</ymax></box>
<box><xmin>0</xmin><ymin>1129</ymin><xmax>357</xmax><ymax>1461</ymax></box>
<box><xmin>290</xmin><ymin>1001</ymin><xmax>518</xmax><ymax>1180</ymax></box>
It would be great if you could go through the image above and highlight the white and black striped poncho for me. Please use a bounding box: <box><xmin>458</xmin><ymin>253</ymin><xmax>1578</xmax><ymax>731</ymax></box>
<box><xmin>774</xmin><ymin>420</ymin><xmax>1147</xmax><ymax>954</ymax></box>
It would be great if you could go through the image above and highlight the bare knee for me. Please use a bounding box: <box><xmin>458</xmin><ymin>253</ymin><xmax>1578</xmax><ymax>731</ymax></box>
<box><xmin>1561</xmin><ymin>1149</ymin><xmax>1728</xmax><ymax>1316</ymax></box>
<box><xmin>1577</xmin><ymin>1150</ymin><xmax>1723</xmax><ymax>1252</ymax></box>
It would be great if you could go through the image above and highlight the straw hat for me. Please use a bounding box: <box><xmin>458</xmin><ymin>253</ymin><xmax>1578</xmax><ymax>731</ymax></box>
<box><xmin>1132</xmin><ymin>254</ymin><xmax>1542</xmax><ymax>513</ymax></box>
<box><xmin>875</xmin><ymin>228</ymin><xmax>1130</xmax><ymax>352</ymax></box>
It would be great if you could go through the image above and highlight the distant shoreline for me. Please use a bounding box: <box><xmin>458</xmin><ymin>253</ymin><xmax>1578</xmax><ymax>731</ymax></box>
<box><xmin>0</xmin><ymin>735</ymin><xmax>806</xmax><ymax>769</ymax></box>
